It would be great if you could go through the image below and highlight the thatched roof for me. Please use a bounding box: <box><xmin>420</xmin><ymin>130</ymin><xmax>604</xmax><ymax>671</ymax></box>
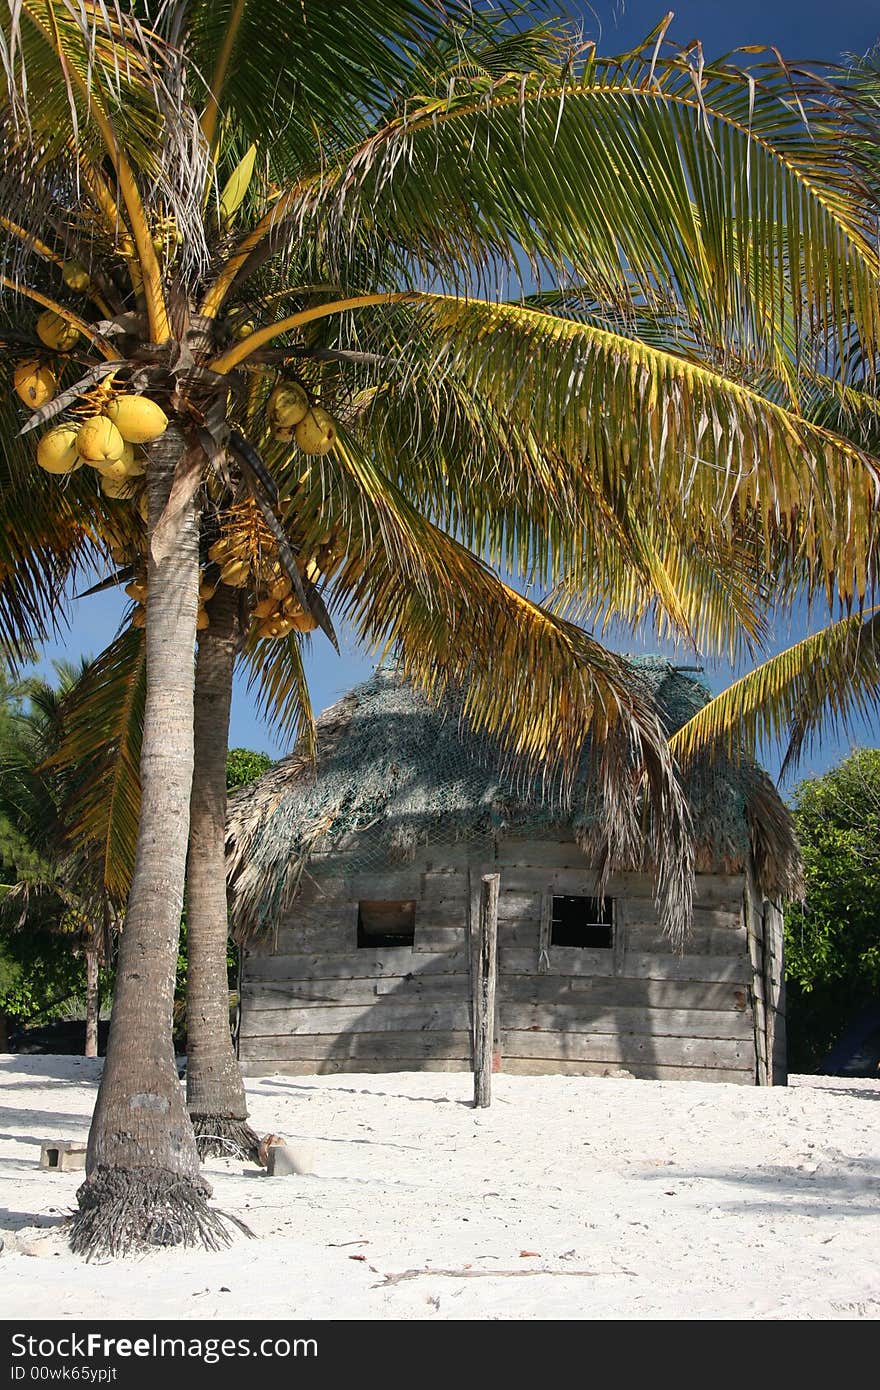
<box><xmin>226</xmin><ymin>659</ymin><xmax>803</xmax><ymax>940</ymax></box>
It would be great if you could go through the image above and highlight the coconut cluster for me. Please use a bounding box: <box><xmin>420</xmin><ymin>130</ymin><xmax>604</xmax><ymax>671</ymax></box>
<box><xmin>26</xmin><ymin>379</ymin><xmax>168</xmax><ymax>499</ymax></box>
<box><xmin>267</xmin><ymin>380</ymin><xmax>337</xmax><ymax>456</ymax></box>
<box><xmin>207</xmin><ymin>529</ymin><xmax>317</xmax><ymax>639</ymax></box>
<box><xmin>14</xmin><ymin>309</ymin><xmax>168</xmax><ymax>499</ymax></box>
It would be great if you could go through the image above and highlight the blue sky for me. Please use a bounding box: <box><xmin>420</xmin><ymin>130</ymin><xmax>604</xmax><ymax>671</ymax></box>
<box><xmin>29</xmin><ymin>0</ymin><xmax>880</xmax><ymax>791</ymax></box>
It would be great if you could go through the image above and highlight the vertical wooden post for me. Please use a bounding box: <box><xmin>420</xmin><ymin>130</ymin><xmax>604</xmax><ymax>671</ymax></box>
<box><xmin>538</xmin><ymin>886</ymin><xmax>552</xmax><ymax>974</ymax></box>
<box><xmin>473</xmin><ymin>873</ymin><xmax>500</xmax><ymax>1109</ymax></box>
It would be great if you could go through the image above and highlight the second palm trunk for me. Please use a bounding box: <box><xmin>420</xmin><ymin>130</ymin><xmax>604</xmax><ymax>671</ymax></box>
<box><xmin>186</xmin><ymin>582</ymin><xmax>260</xmax><ymax>1163</ymax></box>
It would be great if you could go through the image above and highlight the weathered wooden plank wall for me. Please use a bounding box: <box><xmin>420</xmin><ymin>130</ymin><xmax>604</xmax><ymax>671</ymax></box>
<box><xmin>238</xmin><ymin>838</ymin><xmax>758</xmax><ymax>1082</ymax></box>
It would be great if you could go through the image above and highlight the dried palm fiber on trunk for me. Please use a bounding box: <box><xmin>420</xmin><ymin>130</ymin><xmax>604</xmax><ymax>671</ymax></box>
<box><xmin>226</xmin><ymin>660</ymin><xmax>802</xmax><ymax>944</ymax></box>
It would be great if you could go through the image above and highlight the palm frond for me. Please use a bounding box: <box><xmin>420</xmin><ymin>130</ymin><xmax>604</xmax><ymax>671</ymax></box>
<box><xmin>239</xmin><ymin>627</ymin><xmax>316</xmax><ymax>753</ymax></box>
<box><xmin>217</xmin><ymin>38</ymin><xmax>880</xmax><ymax>373</ymax></box>
<box><xmin>313</xmin><ymin>429</ymin><xmax>695</xmax><ymax>938</ymax></box>
<box><xmin>395</xmin><ymin>294</ymin><xmax>880</xmax><ymax>607</ymax></box>
<box><xmin>50</xmin><ymin>625</ymin><xmax>146</xmax><ymax>902</ymax></box>
<box><xmin>670</xmin><ymin>610</ymin><xmax>880</xmax><ymax>777</ymax></box>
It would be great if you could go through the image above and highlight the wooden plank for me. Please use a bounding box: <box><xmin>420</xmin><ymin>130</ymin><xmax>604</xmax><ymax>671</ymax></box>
<box><xmin>275</xmin><ymin>903</ymin><xmax>360</xmax><ymax>931</ymax></box>
<box><xmin>496</xmin><ymin>865</ymin><xmax>745</xmax><ymax>905</ymax></box>
<box><xmin>239</xmin><ymin>1029</ymin><xmax>472</xmax><ymax>1061</ymax></box>
<box><xmin>349</xmin><ymin>871</ymin><xmax>424</xmax><ymax>898</ymax></box>
<box><xmin>624</xmin><ymin>906</ymin><xmax>746</xmax><ymax>932</ymax></box>
<box><xmin>498</xmin><ymin>975</ymin><xmax>751</xmax><ymax>1012</ymax></box>
<box><xmin>497</xmin><ymin>890</ymin><xmax>542</xmax><ymax>920</ymax></box>
<box><xmin>272</xmin><ymin>923</ymin><xmax>355</xmax><ymax>953</ymax></box>
<box><xmin>243</xmin><ymin>949</ymin><xmax>468</xmax><ymax>980</ymax></box>
<box><xmin>501</xmin><ymin>1059</ymin><xmax>753</xmax><ymax>1083</ymax></box>
<box><xmin>422</xmin><ymin>878</ymin><xmax>469</xmax><ymax>900</ymax></box>
<box><xmin>497</xmin><ymin>1003</ymin><xmax>754</xmax><ymax>1040</ymax></box>
<box><xmin>241</xmin><ymin>1058</ymin><xmax>474</xmax><ymax>1076</ymax></box>
<box><xmin>473</xmin><ymin>873</ymin><xmax>500</xmax><ymax>1107</ymax></box>
<box><xmin>413</xmin><ymin>926</ymin><xmax>467</xmax><ymax>952</ymax></box>
<box><xmin>500</xmin><ymin>947</ymin><xmax>751</xmax><ymax>983</ymax></box>
<box><xmin>502</xmin><ymin>1030</ymin><xmax>752</xmax><ymax>1068</ymax></box>
<box><xmin>244</xmin><ymin>974</ymin><xmax>470</xmax><ymax>1008</ymax></box>
<box><xmin>626</xmin><ymin>926</ymin><xmax>748</xmax><ymax>956</ymax></box>
<box><xmin>239</xmin><ymin>1002</ymin><xmax>472</xmax><ymax>1037</ymax></box>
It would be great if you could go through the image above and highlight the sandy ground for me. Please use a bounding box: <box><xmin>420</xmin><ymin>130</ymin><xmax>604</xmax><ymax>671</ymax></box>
<box><xmin>0</xmin><ymin>1054</ymin><xmax>878</xmax><ymax>1321</ymax></box>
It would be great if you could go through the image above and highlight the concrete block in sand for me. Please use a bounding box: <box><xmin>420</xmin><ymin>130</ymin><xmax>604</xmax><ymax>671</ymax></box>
<box><xmin>39</xmin><ymin>1141</ymin><xmax>86</xmax><ymax>1172</ymax></box>
<box><xmin>266</xmin><ymin>1143</ymin><xmax>315</xmax><ymax>1177</ymax></box>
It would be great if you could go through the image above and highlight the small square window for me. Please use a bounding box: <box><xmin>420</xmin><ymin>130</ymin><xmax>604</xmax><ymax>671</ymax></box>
<box><xmin>357</xmin><ymin>900</ymin><xmax>416</xmax><ymax>948</ymax></box>
<box><xmin>551</xmin><ymin>895</ymin><xmax>613</xmax><ymax>948</ymax></box>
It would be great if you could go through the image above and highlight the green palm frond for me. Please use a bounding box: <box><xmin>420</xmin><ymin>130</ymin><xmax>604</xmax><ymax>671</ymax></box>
<box><xmin>670</xmin><ymin>610</ymin><xmax>880</xmax><ymax>776</ymax></box>
<box><xmin>187</xmin><ymin>0</ymin><xmax>553</xmax><ymax>164</ymax></box>
<box><xmin>50</xmin><ymin>626</ymin><xmax>146</xmax><ymax>902</ymax></box>
<box><xmin>239</xmin><ymin>627</ymin><xmax>316</xmax><ymax>753</ymax></box>
<box><xmin>312</xmin><ymin>429</ymin><xmax>694</xmax><ymax>935</ymax></box>
<box><xmin>237</xmin><ymin>39</ymin><xmax>880</xmax><ymax>373</ymax></box>
<box><xmin>545</xmin><ymin>512</ymin><xmax>771</xmax><ymax>664</ymax></box>
<box><xmin>388</xmin><ymin>294</ymin><xmax>880</xmax><ymax>605</ymax></box>
<box><xmin>0</xmin><ymin>384</ymin><xmax>100</xmax><ymax>666</ymax></box>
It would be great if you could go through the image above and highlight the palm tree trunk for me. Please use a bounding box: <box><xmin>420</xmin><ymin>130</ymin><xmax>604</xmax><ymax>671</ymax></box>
<box><xmin>186</xmin><ymin>583</ymin><xmax>260</xmax><ymax>1163</ymax></box>
<box><xmin>70</xmin><ymin>425</ymin><xmax>236</xmax><ymax>1257</ymax></box>
<box><xmin>84</xmin><ymin>942</ymin><xmax>99</xmax><ymax>1059</ymax></box>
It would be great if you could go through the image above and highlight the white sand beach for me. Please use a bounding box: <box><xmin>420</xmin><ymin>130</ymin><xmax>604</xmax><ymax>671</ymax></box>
<box><xmin>1</xmin><ymin>1055</ymin><xmax>877</xmax><ymax>1321</ymax></box>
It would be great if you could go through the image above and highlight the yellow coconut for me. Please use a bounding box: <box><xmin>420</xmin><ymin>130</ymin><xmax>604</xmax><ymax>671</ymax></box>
<box><xmin>303</xmin><ymin>558</ymin><xmax>321</xmax><ymax>584</ymax></box>
<box><xmin>13</xmin><ymin>359</ymin><xmax>57</xmax><ymax>410</ymax></box>
<box><xmin>100</xmin><ymin>442</ymin><xmax>145</xmax><ymax>478</ymax></box>
<box><xmin>77</xmin><ymin>415</ymin><xmax>125</xmax><ymax>465</ymax></box>
<box><xmin>35</xmin><ymin>310</ymin><xmax>80</xmax><ymax>352</ymax></box>
<box><xmin>268</xmin><ymin>381</ymin><xmax>310</xmax><ymax>429</ymax></box>
<box><xmin>268</xmin><ymin>574</ymin><xmax>292</xmax><ymax>601</ymax></box>
<box><xmin>97</xmin><ymin>457</ymin><xmax>135</xmax><ymax>485</ymax></box>
<box><xmin>100</xmin><ymin>472</ymin><xmax>135</xmax><ymax>499</ymax></box>
<box><xmin>257</xmin><ymin>616</ymin><xmax>295</xmax><ymax>639</ymax></box>
<box><xmin>196</xmin><ymin>607</ymin><xmax>210</xmax><ymax>631</ymax></box>
<box><xmin>234</xmin><ymin>319</ymin><xmax>255</xmax><ymax>340</ymax></box>
<box><xmin>125</xmin><ymin>579</ymin><xmax>148</xmax><ymax>603</ymax></box>
<box><xmin>219</xmin><ymin>558</ymin><xmax>250</xmax><ymax>587</ymax></box>
<box><xmin>294</xmin><ymin>406</ymin><xmax>336</xmax><ymax>456</ymax></box>
<box><xmin>36</xmin><ymin>424</ymin><xmax>81</xmax><ymax>475</ymax></box>
<box><xmin>291</xmin><ymin>610</ymin><xmax>318</xmax><ymax>632</ymax></box>
<box><xmin>131</xmin><ymin>607</ymin><xmax>146</xmax><ymax>628</ymax></box>
<box><xmin>198</xmin><ymin>577</ymin><xmax>217</xmax><ymax>603</ymax></box>
<box><xmin>252</xmin><ymin>596</ymin><xmax>280</xmax><ymax>620</ymax></box>
<box><xmin>62</xmin><ymin>260</ymin><xmax>90</xmax><ymax>292</ymax></box>
<box><xmin>104</xmin><ymin>395</ymin><xmax>168</xmax><ymax>444</ymax></box>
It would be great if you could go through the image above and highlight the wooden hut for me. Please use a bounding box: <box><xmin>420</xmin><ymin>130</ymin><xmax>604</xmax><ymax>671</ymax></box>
<box><xmin>227</xmin><ymin>661</ymin><xmax>802</xmax><ymax>1085</ymax></box>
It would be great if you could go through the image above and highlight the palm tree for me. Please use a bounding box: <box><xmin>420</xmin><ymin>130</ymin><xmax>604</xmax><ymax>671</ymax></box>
<box><xmin>0</xmin><ymin>660</ymin><xmax>113</xmax><ymax>1058</ymax></box>
<box><xmin>2</xmin><ymin>3</ymin><xmax>880</xmax><ymax>1255</ymax></box>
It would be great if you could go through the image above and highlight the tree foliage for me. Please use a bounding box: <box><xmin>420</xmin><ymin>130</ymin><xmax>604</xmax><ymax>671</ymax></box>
<box><xmin>226</xmin><ymin>747</ymin><xmax>272</xmax><ymax>793</ymax></box>
<box><xmin>785</xmin><ymin>749</ymin><xmax>880</xmax><ymax>1070</ymax></box>
<box><xmin>0</xmin><ymin>658</ymin><xmax>106</xmax><ymax>1037</ymax></box>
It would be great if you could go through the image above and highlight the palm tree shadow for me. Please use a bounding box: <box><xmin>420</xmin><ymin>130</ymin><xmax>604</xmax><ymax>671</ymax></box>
<box><xmin>634</xmin><ymin>1156</ymin><xmax>880</xmax><ymax>1218</ymax></box>
<box><xmin>0</xmin><ymin>1206</ymin><xmax>69</xmax><ymax>1233</ymax></box>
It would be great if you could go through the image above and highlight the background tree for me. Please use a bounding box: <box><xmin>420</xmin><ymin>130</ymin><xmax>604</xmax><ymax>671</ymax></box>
<box><xmin>0</xmin><ymin>660</ymin><xmax>112</xmax><ymax>1055</ymax></box>
<box><xmin>784</xmin><ymin>750</ymin><xmax>880</xmax><ymax>1071</ymax></box>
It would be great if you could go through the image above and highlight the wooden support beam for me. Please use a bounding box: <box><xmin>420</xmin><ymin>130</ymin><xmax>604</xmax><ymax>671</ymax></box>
<box><xmin>538</xmin><ymin>886</ymin><xmax>552</xmax><ymax>974</ymax></box>
<box><xmin>473</xmin><ymin>873</ymin><xmax>500</xmax><ymax>1109</ymax></box>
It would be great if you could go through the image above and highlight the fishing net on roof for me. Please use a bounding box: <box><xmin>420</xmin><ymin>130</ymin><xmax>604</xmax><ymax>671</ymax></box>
<box><xmin>227</xmin><ymin>657</ymin><xmax>802</xmax><ymax>941</ymax></box>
